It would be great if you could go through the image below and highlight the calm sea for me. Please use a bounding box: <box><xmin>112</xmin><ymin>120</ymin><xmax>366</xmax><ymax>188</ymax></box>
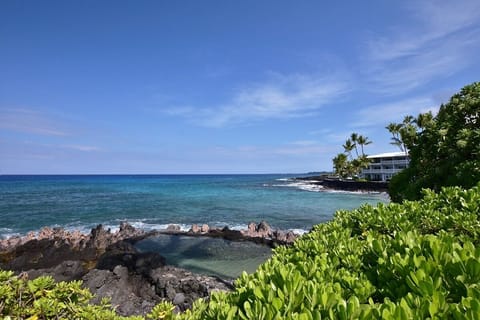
<box><xmin>0</xmin><ymin>174</ymin><xmax>388</xmax><ymax>239</ymax></box>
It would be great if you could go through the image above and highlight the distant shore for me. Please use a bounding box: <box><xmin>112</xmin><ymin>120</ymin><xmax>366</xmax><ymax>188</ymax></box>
<box><xmin>294</xmin><ymin>175</ymin><xmax>390</xmax><ymax>193</ymax></box>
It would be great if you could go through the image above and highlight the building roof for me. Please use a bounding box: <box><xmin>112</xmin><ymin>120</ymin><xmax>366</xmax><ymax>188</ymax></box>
<box><xmin>367</xmin><ymin>151</ymin><xmax>408</xmax><ymax>159</ymax></box>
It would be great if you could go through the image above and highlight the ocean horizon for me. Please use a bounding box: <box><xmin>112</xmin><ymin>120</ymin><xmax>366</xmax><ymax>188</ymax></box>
<box><xmin>0</xmin><ymin>174</ymin><xmax>388</xmax><ymax>239</ymax></box>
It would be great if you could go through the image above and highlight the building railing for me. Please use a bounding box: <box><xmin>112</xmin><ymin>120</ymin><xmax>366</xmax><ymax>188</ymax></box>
<box><xmin>375</xmin><ymin>160</ymin><xmax>409</xmax><ymax>165</ymax></box>
<box><xmin>362</xmin><ymin>168</ymin><xmax>402</xmax><ymax>174</ymax></box>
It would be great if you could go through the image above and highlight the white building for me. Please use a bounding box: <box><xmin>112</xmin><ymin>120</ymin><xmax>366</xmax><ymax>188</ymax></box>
<box><xmin>361</xmin><ymin>152</ymin><xmax>409</xmax><ymax>182</ymax></box>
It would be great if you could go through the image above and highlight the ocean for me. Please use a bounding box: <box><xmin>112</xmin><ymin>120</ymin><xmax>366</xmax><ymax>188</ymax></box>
<box><xmin>0</xmin><ymin>174</ymin><xmax>388</xmax><ymax>239</ymax></box>
<box><xmin>0</xmin><ymin>174</ymin><xmax>389</xmax><ymax>278</ymax></box>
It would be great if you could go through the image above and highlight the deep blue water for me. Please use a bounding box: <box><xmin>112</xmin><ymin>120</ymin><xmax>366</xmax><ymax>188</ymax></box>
<box><xmin>0</xmin><ymin>175</ymin><xmax>388</xmax><ymax>238</ymax></box>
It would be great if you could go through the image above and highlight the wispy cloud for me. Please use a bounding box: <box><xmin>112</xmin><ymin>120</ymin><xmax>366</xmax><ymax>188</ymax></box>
<box><xmin>364</xmin><ymin>0</ymin><xmax>480</xmax><ymax>94</ymax></box>
<box><xmin>0</xmin><ymin>108</ymin><xmax>68</xmax><ymax>136</ymax></box>
<box><xmin>289</xmin><ymin>140</ymin><xmax>318</xmax><ymax>147</ymax></box>
<box><xmin>212</xmin><ymin>142</ymin><xmax>333</xmax><ymax>158</ymax></box>
<box><xmin>272</xmin><ymin>144</ymin><xmax>331</xmax><ymax>157</ymax></box>
<box><xmin>354</xmin><ymin>97</ymin><xmax>437</xmax><ymax>127</ymax></box>
<box><xmin>62</xmin><ymin>145</ymin><xmax>101</xmax><ymax>152</ymax></box>
<box><xmin>165</xmin><ymin>72</ymin><xmax>349</xmax><ymax>127</ymax></box>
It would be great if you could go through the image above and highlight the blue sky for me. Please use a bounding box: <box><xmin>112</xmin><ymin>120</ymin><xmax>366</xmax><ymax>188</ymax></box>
<box><xmin>1</xmin><ymin>0</ymin><xmax>479</xmax><ymax>174</ymax></box>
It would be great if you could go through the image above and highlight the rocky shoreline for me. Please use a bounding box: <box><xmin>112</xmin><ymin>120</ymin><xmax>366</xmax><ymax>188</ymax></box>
<box><xmin>294</xmin><ymin>175</ymin><xmax>389</xmax><ymax>193</ymax></box>
<box><xmin>0</xmin><ymin>222</ymin><xmax>299</xmax><ymax>316</ymax></box>
<box><xmin>160</xmin><ymin>220</ymin><xmax>298</xmax><ymax>246</ymax></box>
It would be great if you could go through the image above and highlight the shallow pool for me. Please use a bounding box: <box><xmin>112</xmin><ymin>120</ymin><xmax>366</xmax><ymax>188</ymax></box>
<box><xmin>135</xmin><ymin>234</ymin><xmax>273</xmax><ymax>279</ymax></box>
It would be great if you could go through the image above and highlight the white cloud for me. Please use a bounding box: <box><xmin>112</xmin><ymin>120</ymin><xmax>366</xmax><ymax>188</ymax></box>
<box><xmin>412</xmin><ymin>0</ymin><xmax>480</xmax><ymax>38</ymax></box>
<box><xmin>354</xmin><ymin>97</ymin><xmax>437</xmax><ymax>127</ymax></box>
<box><xmin>164</xmin><ymin>72</ymin><xmax>349</xmax><ymax>127</ymax></box>
<box><xmin>289</xmin><ymin>140</ymin><xmax>318</xmax><ymax>146</ymax></box>
<box><xmin>63</xmin><ymin>145</ymin><xmax>101</xmax><ymax>152</ymax></box>
<box><xmin>364</xmin><ymin>0</ymin><xmax>480</xmax><ymax>94</ymax></box>
<box><xmin>202</xmin><ymin>141</ymin><xmax>334</xmax><ymax>159</ymax></box>
<box><xmin>239</xmin><ymin>140</ymin><xmax>330</xmax><ymax>157</ymax></box>
<box><xmin>310</xmin><ymin>128</ymin><xmax>357</xmax><ymax>144</ymax></box>
<box><xmin>0</xmin><ymin>108</ymin><xmax>68</xmax><ymax>136</ymax></box>
<box><xmin>272</xmin><ymin>144</ymin><xmax>331</xmax><ymax>156</ymax></box>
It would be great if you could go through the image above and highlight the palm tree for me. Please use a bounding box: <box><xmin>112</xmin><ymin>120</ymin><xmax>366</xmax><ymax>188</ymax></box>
<box><xmin>350</xmin><ymin>133</ymin><xmax>359</xmax><ymax>157</ymax></box>
<box><xmin>402</xmin><ymin>115</ymin><xmax>415</xmax><ymax>125</ymax></box>
<box><xmin>342</xmin><ymin>139</ymin><xmax>355</xmax><ymax>160</ymax></box>
<box><xmin>332</xmin><ymin>153</ymin><xmax>348</xmax><ymax>177</ymax></box>
<box><xmin>415</xmin><ymin>112</ymin><xmax>434</xmax><ymax>130</ymax></box>
<box><xmin>356</xmin><ymin>135</ymin><xmax>372</xmax><ymax>156</ymax></box>
<box><xmin>386</xmin><ymin>116</ymin><xmax>420</xmax><ymax>155</ymax></box>
<box><xmin>386</xmin><ymin>122</ymin><xmax>405</xmax><ymax>152</ymax></box>
<box><xmin>351</xmin><ymin>155</ymin><xmax>372</xmax><ymax>177</ymax></box>
<box><xmin>357</xmin><ymin>155</ymin><xmax>372</xmax><ymax>171</ymax></box>
<box><xmin>333</xmin><ymin>132</ymin><xmax>374</xmax><ymax>179</ymax></box>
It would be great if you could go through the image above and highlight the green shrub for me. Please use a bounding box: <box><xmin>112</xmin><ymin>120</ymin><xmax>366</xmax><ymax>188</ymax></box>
<box><xmin>0</xmin><ymin>270</ymin><xmax>176</xmax><ymax>319</ymax></box>
<box><xmin>389</xmin><ymin>82</ymin><xmax>480</xmax><ymax>202</ymax></box>
<box><xmin>0</xmin><ymin>271</ymin><xmax>141</xmax><ymax>319</ymax></box>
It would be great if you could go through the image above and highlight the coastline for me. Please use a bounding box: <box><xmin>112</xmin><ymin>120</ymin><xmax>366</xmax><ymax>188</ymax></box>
<box><xmin>0</xmin><ymin>174</ymin><xmax>388</xmax><ymax>240</ymax></box>
<box><xmin>293</xmin><ymin>175</ymin><xmax>390</xmax><ymax>194</ymax></box>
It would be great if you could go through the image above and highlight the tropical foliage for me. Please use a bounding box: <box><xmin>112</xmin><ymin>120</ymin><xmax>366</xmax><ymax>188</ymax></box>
<box><xmin>386</xmin><ymin>116</ymin><xmax>416</xmax><ymax>155</ymax></box>
<box><xmin>332</xmin><ymin>133</ymin><xmax>372</xmax><ymax>178</ymax></box>
<box><xmin>0</xmin><ymin>270</ymin><xmax>174</xmax><ymax>319</ymax></box>
<box><xmin>389</xmin><ymin>82</ymin><xmax>480</xmax><ymax>202</ymax></box>
<box><xmin>2</xmin><ymin>184</ymin><xmax>480</xmax><ymax>319</ymax></box>
<box><xmin>174</xmin><ymin>184</ymin><xmax>480</xmax><ymax>319</ymax></box>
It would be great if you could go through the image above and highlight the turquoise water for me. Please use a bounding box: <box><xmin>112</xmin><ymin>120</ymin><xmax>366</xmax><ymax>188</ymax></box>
<box><xmin>136</xmin><ymin>234</ymin><xmax>274</xmax><ymax>279</ymax></box>
<box><xmin>0</xmin><ymin>175</ymin><xmax>388</xmax><ymax>238</ymax></box>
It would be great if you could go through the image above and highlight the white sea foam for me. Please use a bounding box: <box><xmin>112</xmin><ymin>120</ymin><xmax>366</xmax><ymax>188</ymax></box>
<box><xmin>272</xmin><ymin>180</ymin><xmax>388</xmax><ymax>197</ymax></box>
<box><xmin>109</xmin><ymin>220</ymin><xmax>192</xmax><ymax>232</ymax></box>
<box><xmin>208</xmin><ymin>221</ymin><xmax>309</xmax><ymax>235</ymax></box>
<box><xmin>323</xmin><ymin>189</ymin><xmax>364</xmax><ymax>195</ymax></box>
<box><xmin>323</xmin><ymin>189</ymin><xmax>388</xmax><ymax>196</ymax></box>
<box><xmin>227</xmin><ymin>224</ymin><xmax>249</xmax><ymax>231</ymax></box>
<box><xmin>272</xmin><ymin>181</ymin><xmax>324</xmax><ymax>192</ymax></box>
<box><xmin>288</xmin><ymin>228</ymin><xmax>309</xmax><ymax>235</ymax></box>
<box><xmin>205</xmin><ymin>221</ymin><xmax>248</xmax><ymax>231</ymax></box>
<box><xmin>61</xmin><ymin>220</ymin><xmax>192</xmax><ymax>235</ymax></box>
<box><xmin>0</xmin><ymin>228</ymin><xmax>21</xmax><ymax>240</ymax></box>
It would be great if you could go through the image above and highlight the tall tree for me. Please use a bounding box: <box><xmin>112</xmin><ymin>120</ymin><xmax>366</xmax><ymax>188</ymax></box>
<box><xmin>389</xmin><ymin>82</ymin><xmax>480</xmax><ymax>202</ymax></box>
<box><xmin>386</xmin><ymin>117</ymin><xmax>417</xmax><ymax>155</ymax></box>
<box><xmin>334</xmin><ymin>133</ymin><xmax>372</xmax><ymax>178</ymax></box>
<box><xmin>356</xmin><ymin>135</ymin><xmax>372</xmax><ymax>156</ymax></box>
<box><xmin>386</xmin><ymin>122</ymin><xmax>404</xmax><ymax>152</ymax></box>
<box><xmin>350</xmin><ymin>133</ymin><xmax>359</xmax><ymax>157</ymax></box>
<box><xmin>342</xmin><ymin>139</ymin><xmax>355</xmax><ymax>160</ymax></box>
<box><xmin>332</xmin><ymin>153</ymin><xmax>349</xmax><ymax>177</ymax></box>
<box><xmin>415</xmin><ymin>112</ymin><xmax>434</xmax><ymax>130</ymax></box>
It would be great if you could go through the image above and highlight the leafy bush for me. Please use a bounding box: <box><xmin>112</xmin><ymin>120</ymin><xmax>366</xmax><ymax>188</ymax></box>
<box><xmin>0</xmin><ymin>270</ymin><xmax>174</xmax><ymax>319</ymax></box>
<box><xmin>177</xmin><ymin>184</ymin><xmax>480</xmax><ymax>319</ymax></box>
<box><xmin>389</xmin><ymin>81</ymin><xmax>480</xmax><ymax>202</ymax></box>
<box><xmin>2</xmin><ymin>184</ymin><xmax>480</xmax><ymax>319</ymax></box>
<box><xmin>0</xmin><ymin>271</ymin><xmax>131</xmax><ymax>319</ymax></box>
